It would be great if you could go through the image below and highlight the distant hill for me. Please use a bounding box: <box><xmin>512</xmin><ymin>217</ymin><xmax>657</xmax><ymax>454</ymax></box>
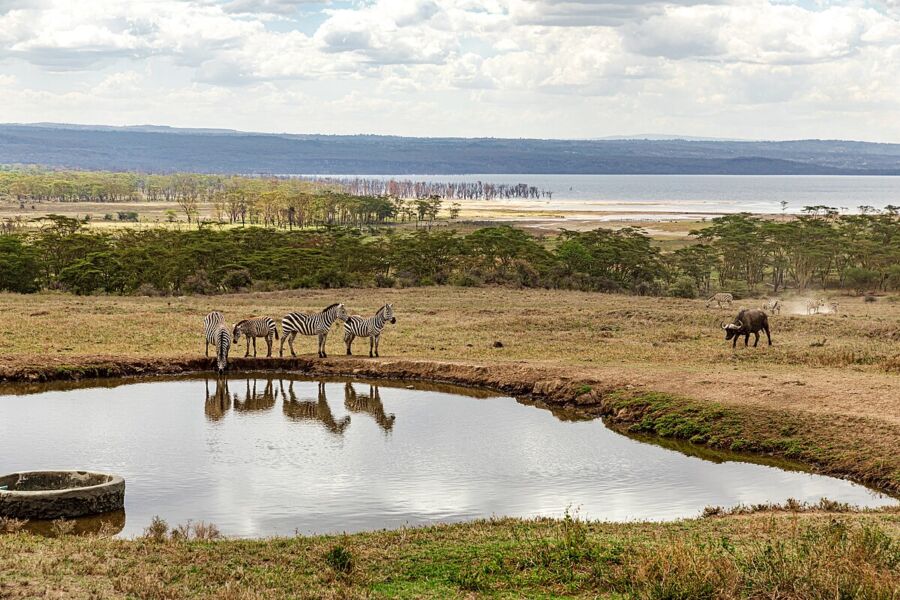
<box><xmin>1</xmin><ymin>123</ymin><xmax>899</xmax><ymax>175</ymax></box>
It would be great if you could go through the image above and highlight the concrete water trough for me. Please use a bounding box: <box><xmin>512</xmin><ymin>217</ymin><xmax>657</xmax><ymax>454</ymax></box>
<box><xmin>0</xmin><ymin>471</ymin><xmax>125</xmax><ymax>520</ymax></box>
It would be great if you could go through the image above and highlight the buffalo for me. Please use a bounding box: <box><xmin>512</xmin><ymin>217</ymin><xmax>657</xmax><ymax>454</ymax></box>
<box><xmin>722</xmin><ymin>309</ymin><xmax>772</xmax><ymax>349</ymax></box>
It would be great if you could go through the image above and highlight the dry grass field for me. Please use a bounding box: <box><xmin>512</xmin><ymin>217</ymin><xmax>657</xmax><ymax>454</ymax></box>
<box><xmin>1</xmin><ymin>287</ymin><xmax>898</xmax><ymax>598</ymax></box>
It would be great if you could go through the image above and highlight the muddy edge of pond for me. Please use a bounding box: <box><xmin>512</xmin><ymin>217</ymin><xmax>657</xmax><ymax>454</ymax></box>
<box><xmin>2</xmin><ymin>355</ymin><xmax>898</xmax><ymax>497</ymax></box>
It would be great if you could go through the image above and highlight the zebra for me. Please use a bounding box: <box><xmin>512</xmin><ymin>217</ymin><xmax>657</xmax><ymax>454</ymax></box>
<box><xmin>762</xmin><ymin>299</ymin><xmax>781</xmax><ymax>315</ymax></box>
<box><xmin>706</xmin><ymin>293</ymin><xmax>734</xmax><ymax>308</ymax></box>
<box><xmin>806</xmin><ymin>298</ymin><xmax>825</xmax><ymax>315</ymax></box>
<box><xmin>344</xmin><ymin>303</ymin><xmax>396</xmax><ymax>358</ymax></box>
<box><xmin>232</xmin><ymin>316</ymin><xmax>279</xmax><ymax>358</ymax></box>
<box><xmin>203</xmin><ymin>311</ymin><xmax>231</xmax><ymax>375</ymax></box>
<box><xmin>280</xmin><ymin>303</ymin><xmax>349</xmax><ymax>358</ymax></box>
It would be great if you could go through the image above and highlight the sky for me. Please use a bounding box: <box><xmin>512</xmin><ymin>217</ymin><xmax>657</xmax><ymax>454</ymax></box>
<box><xmin>1</xmin><ymin>0</ymin><xmax>899</xmax><ymax>141</ymax></box>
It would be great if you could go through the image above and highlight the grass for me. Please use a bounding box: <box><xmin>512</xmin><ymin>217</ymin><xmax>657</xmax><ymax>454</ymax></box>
<box><xmin>1</xmin><ymin>287</ymin><xmax>899</xmax><ymax>597</ymax></box>
<box><xmin>1</xmin><ymin>511</ymin><xmax>898</xmax><ymax>598</ymax></box>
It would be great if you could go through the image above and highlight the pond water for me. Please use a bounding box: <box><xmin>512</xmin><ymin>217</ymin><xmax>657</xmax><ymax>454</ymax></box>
<box><xmin>0</xmin><ymin>375</ymin><xmax>893</xmax><ymax>538</ymax></box>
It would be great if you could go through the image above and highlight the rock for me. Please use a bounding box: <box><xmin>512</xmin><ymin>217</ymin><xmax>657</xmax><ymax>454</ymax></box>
<box><xmin>492</xmin><ymin>341</ymin><xmax>504</xmax><ymax>348</ymax></box>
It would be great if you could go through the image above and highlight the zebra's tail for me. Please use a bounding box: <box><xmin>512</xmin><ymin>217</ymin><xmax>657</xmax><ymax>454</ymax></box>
<box><xmin>274</xmin><ymin>326</ymin><xmax>280</xmax><ymax>340</ymax></box>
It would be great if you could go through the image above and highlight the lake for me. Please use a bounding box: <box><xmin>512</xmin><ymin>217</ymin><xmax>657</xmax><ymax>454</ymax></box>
<box><xmin>302</xmin><ymin>174</ymin><xmax>900</xmax><ymax>215</ymax></box>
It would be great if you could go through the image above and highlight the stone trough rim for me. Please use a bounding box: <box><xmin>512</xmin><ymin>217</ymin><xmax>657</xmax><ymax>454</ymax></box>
<box><xmin>0</xmin><ymin>470</ymin><xmax>125</xmax><ymax>498</ymax></box>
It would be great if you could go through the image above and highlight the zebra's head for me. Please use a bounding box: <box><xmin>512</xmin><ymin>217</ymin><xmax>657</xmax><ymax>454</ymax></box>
<box><xmin>382</xmin><ymin>303</ymin><xmax>396</xmax><ymax>324</ymax></box>
<box><xmin>334</xmin><ymin>303</ymin><xmax>349</xmax><ymax>322</ymax></box>
<box><xmin>232</xmin><ymin>321</ymin><xmax>245</xmax><ymax>344</ymax></box>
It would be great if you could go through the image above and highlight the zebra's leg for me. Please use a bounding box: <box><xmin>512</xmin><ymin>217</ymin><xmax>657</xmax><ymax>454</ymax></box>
<box><xmin>279</xmin><ymin>333</ymin><xmax>286</xmax><ymax>357</ymax></box>
<box><xmin>319</xmin><ymin>333</ymin><xmax>327</xmax><ymax>358</ymax></box>
<box><xmin>252</xmin><ymin>336</ymin><xmax>257</xmax><ymax>358</ymax></box>
<box><xmin>345</xmin><ymin>332</ymin><xmax>354</xmax><ymax>356</ymax></box>
<box><xmin>266</xmin><ymin>334</ymin><xmax>273</xmax><ymax>358</ymax></box>
<box><xmin>206</xmin><ymin>339</ymin><xmax>210</xmax><ymax>357</ymax></box>
<box><xmin>369</xmin><ymin>336</ymin><xmax>374</xmax><ymax>358</ymax></box>
<box><xmin>374</xmin><ymin>333</ymin><xmax>380</xmax><ymax>358</ymax></box>
<box><xmin>288</xmin><ymin>333</ymin><xmax>298</xmax><ymax>358</ymax></box>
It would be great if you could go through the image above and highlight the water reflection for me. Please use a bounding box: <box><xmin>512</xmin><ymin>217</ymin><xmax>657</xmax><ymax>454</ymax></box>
<box><xmin>204</xmin><ymin>378</ymin><xmax>232</xmax><ymax>421</ymax></box>
<box><xmin>235</xmin><ymin>379</ymin><xmax>276</xmax><ymax>413</ymax></box>
<box><xmin>344</xmin><ymin>382</ymin><xmax>396</xmax><ymax>432</ymax></box>
<box><xmin>282</xmin><ymin>380</ymin><xmax>351</xmax><ymax>434</ymax></box>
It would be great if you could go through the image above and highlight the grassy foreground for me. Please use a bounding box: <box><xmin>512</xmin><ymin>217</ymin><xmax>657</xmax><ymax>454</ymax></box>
<box><xmin>1</xmin><ymin>287</ymin><xmax>899</xmax><ymax>597</ymax></box>
<box><xmin>2</xmin><ymin>510</ymin><xmax>899</xmax><ymax>599</ymax></box>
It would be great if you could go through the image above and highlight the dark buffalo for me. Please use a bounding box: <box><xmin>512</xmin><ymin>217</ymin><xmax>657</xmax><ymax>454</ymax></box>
<box><xmin>722</xmin><ymin>309</ymin><xmax>772</xmax><ymax>348</ymax></box>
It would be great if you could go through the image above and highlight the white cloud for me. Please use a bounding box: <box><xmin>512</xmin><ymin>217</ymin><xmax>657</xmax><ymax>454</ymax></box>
<box><xmin>0</xmin><ymin>0</ymin><xmax>898</xmax><ymax>140</ymax></box>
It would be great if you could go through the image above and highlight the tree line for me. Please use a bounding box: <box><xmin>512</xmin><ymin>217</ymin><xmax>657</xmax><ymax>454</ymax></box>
<box><xmin>0</xmin><ymin>211</ymin><xmax>897</xmax><ymax>297</ymax></box>
<box><xmin>0</xmin><ymin>168</ymin><xmax>453</xmax><ymax>228</ymax></box>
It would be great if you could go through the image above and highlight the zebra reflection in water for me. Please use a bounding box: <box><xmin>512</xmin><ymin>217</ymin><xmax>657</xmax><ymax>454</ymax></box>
<box><xmin>281</xmin><ymin>381</ymin><xmax>351</xmax><ymax>435</ymax></box>
<box><xmin>344</xmin><ymin>382</ymin><xmax>395</xmax><ymax>432</ymax></box>
<box><xmin>234</xmin><ymin>378</ymin><xmax>276</xmax><ymax>412</ymax></box>
<box><xmin>204</xmin><ymin>378</ymin><xmax>232</xmax><ymax>421</ymax></box>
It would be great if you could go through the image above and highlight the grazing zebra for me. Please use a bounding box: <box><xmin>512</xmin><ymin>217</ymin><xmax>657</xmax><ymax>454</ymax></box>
<box><xmin>232</xmin><ymin>316</ymin><xmax>279</xmax><ymax>358</ymax></box>
<box><xmin>280</xmin><ymin>303</ymin><xmax>349</xmax><ymax>358</ymax></box>
<box><xmin>806</xmin><ymin>298</ymin><xmax>825</xmax><ymax>315</ymax></box>
<box><xmin>706</xmin><ymin>293</ymin><xmax>734</xmax><ymax>308</ymax></box>
<box><xmin>344</xmin><ymin>303</ymin><xmax>396</xmax><ymax>358</ymax></box>
<box><xmin>762</xmin><ymin>299</ymin><xmax>781</xmax><ymax>315</ymax></box>
<box><xmin>203</xmin><ymin>311</ymin><xmax>231</xmax><ymax>375</ymax></box>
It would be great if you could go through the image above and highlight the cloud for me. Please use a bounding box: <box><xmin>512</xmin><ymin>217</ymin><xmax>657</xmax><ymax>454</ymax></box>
<box><xmin>0</xmin><ymin>0</ymin><xmax>897</xmax><ymax>141</ymax></box>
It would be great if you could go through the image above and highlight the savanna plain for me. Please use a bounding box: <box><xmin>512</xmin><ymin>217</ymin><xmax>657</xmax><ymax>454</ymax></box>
<box><xmin>1</xmin><ymin>287</ymin><xmax>899</xmax><ymax>598</ymax></box>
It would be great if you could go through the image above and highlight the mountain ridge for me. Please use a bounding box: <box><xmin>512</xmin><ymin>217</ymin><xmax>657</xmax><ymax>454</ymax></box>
<box><xmin>1</xmin><ymin>123</ymin><xmax>899</xmax><ymax>175</ymax></box>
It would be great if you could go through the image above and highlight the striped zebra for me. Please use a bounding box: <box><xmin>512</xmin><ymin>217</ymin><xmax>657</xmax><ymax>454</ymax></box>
<box><xmin>203</xmin><ymin>311</ymin><xmax>231</xmax><ymax>375</ymax></box>
<box><xmin>280</xmin><ymin>303</ymin><xmax>349</xmax><ymax>358</ymax></box>
<box><xmin>706</xmin><ymin>293</ymin><xmax>734</xmax><ymax>309</ymax></box>
<box><xmin>762</xmin><ymin>299</ymin><xmax>781</xmax><ymax>315</ymax></box>
<box><xmin>232</xmin><ymin>316</ymin><xmax>279</xmax><ymax>358</ymax></box>
<box><xmin>806</xmin><ymin>298</ymin><xmax>825</xmax><ymax>315</ymax></box>
<box><xmin>344</xmin><ymin>303</ymin><xmax>396</xmax><ymax>357</ymax></box>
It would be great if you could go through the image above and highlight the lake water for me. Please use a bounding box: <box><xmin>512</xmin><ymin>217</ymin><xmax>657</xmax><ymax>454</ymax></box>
<box><xmin>0</xmin><ymin>375</ymin><xmax>893</xmax><ymax>538</ymax></box>
<box><xmin>306</xmin><ymin>174</ymin><xmax>900</xmax><ymax>215</ymax></box>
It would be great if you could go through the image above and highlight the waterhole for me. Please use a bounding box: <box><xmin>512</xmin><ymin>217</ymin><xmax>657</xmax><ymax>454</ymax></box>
<box><xmin>0</xmin><ymin>374</ymin><xmax>893</xmax><ymax>537</ymax></box>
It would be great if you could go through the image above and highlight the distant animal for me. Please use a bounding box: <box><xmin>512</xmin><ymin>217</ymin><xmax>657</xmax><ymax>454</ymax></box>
<box><xmin>706</xmin><ymin>293</ymin><xmax>734</xmax><ymax>308</ymax></box>
<box><xmin>762</xmin><ymin>299</ymin><xmax>781</xmax><ymax>315</ymax></box>
<box><xmin>829</xmin><ymin>302</ymin><xmax>840</xmax><ymax>315</ymax></box>
<box><xmin>280</xmin><ymin>303</ymin><xmax>349</xmax><ymax>358</ymax></box>
<box><xmin>232</xmin><ymin>316</ymin><xmax>279</xmax><ymax>358</ymax></box>
<box><xmin>722</xmin><ymin>309</ymin><xmax>772</xmax><ymax>349</ymax></box>
<box><xmin>806</xmin><ymin>299</ymin><xmax>825</xmax><ymax>315</ymax></box>
<box><xmin>203</xmin><ymin>311</ymin><xmax>231</xmax><ymax>375</ymax></box>
<box><xmin>344</xmin><ymin>303</ymin><xmax>396</xmax><ymax>358</ymax></box>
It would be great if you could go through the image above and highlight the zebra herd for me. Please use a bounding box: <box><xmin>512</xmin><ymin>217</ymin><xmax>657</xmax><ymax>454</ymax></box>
<box><xmin>203</xmin><ymin>303</ymin><xmax>397</xmax><ymax>374</ymax></box>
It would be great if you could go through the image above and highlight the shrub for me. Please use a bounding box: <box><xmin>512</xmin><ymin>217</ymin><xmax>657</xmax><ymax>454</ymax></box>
<box><xmin>221</xmin><ymin>268</ymin><xmax>253</xmax><ymax>292</ymax></box>
<box><xmin>669</xmin><ymin>276</ymin><xmax>698</xmax><ymax>299</ymax></box>
<box><xmin>325</xmin><ymin>545</ymin><xmax>353</xmax><ymax>574</ymax></box>
<box><xmin>182</xmin><ymin>270</ymin><xmax>216</xmax><ymax>295</ymax></box>
<box><xmin>374</xmin><ymin>273</ymin><xmax>396</xmax><ymax>288</ymax></box>
<box><xmin>143</xmin><ymin>516</ymin><xmax>169</xmax><ymax>542</ymax></box>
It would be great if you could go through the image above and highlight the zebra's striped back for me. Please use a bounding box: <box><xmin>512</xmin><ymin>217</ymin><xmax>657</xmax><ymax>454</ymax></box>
<box><xmin>706</xmin><ymin>293</ymin><xmax>734</xmax><ymax>307</ymax></box>
<box><xmin>204</xmin><ymin>311</ymin><xmax>225</xmax><ymax>345</ymax></box>
<box><xmin>233</xmin><ymin>316</ymin><xmax>278</xmax><ymax>342</ymax></box>
<box><xmin>282</xmin><ymin>303</ymin><xmax>348</xmax><ymax>336</ymax></box>
<box><xmin>344</xmin><ymin>303</ymin><xmax>395</xmax><ymax>338</ymax></box>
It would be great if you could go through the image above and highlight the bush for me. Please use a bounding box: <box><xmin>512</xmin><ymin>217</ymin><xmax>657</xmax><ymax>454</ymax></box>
<box><xmin>669</xmin><ymin>276</ymin><xmax>698</xmax><ymax>299</ymax></box>
<box><xmin>325</xmin><ymin>545</ymin><xmax>353</xmax><ymax>574</ymax></box>
<box><xmin>134</xmin><ymin>283</ymin><xmax>164</xmax><ymax>297</ymax></box>
<box><xmin>221</xmin><ymin>268</ymin><xmax>252</xmax><ymax>292</ymax></box>
<box><xmin>864</xmin><ymin>294</ymin><xmax>877</xmax><ymax>303</ymax></box>
<box><xmin>374</xmin><ymin>273</ymin><xmax>396</xmax><ymax>288</ymax></box>
<box><xmin>182</xmin><ymin>270</ymin><xmax>216</xmax><ymax>295</ymax></box>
